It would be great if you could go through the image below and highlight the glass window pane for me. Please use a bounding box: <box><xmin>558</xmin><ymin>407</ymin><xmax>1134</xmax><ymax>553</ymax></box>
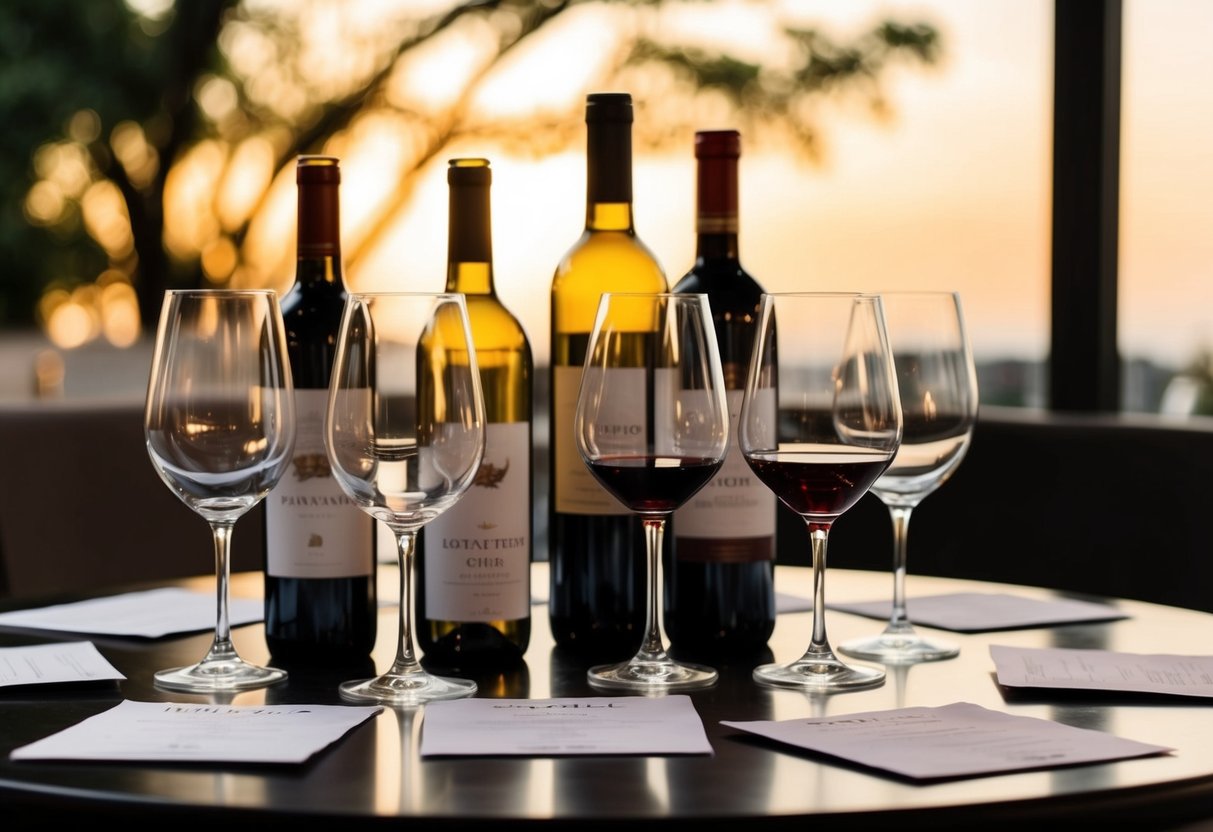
<box><xmin>1121</xmin><ymin>0</ymin><xmax>1213</xmax><ymax>417</ymax></box>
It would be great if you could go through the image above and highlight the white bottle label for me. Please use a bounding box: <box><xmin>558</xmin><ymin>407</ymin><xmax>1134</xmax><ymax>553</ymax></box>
<box><xmin>424</xmin><ymin>422</ymin><xmax>530</xmax><ymax>621</ymax></box>
<box><xmin>674</xmin><ymin>388</ymin><xmax>776</xmax><ymax>540</ymax></box>
<box><xmin>552</xmin><ymin>365</ymin><xmax>638</xmax><ymax>515</ymax></box>
<box><xmin>266</xmin><ymin>388</ymin><xmax>374</xmax><ymax>579</ymax></box>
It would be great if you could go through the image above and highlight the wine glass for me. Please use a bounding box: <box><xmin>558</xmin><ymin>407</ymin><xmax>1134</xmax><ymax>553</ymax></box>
<box><xmin>839</xmin><ymin>291</ymin><xmax>979</xmax><ymax>663</ymax></box>
<box><xmin>325</xmin><ymin>292</ymin><xmax>485</xmax><ymax>706</ymax></box>
<box><xmin>144</xmin><ymin>289</ymin><xmax>296</xmax><ymax>692</ymax></box>
<box><xmin>739</xmin><ymin>293</ymin><xmax>902</xmax><ymax>691</ymax></box>
<box><xmin>575</xmin><ymin>292</ymin><xmax>729</xmax><ymax>691</ymax></box>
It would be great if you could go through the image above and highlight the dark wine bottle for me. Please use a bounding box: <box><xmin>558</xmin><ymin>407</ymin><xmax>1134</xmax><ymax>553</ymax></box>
<box><xmin>667</xmin><ymin>129</ymin><xmax>776</xmax><ymax>659</ymax></box>
<box><xmin>548</xmin><ymin>92</ymin><xmax>668</xmax><ymax>659</ymax></box>
<box><xmin>417</xmin><ymin>157</ymin><xmax>532</xmax><ymax>669</ymax></box>
<box><xmin>264</xmin><ymin>155</ymin><xmax>377</xmax><ymax>664</ymax></box>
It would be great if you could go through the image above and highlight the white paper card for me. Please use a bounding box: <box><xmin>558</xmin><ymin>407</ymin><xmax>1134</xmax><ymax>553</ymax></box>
<box><xmin>10</xmin><ymin>699</ymin><xmax>382</xmax><ymax>764</ymax></box>
<box><xmin>991</xmin><ymin>644</ymin><xmax>1213</xmax><ymax>698</ymax></box>
<box><xmin>0</xmin><ymin>641</ymin><xmax>124</xmax><ymax>687</ymax></box>
<box><xmin>723</xmin><ymin>702</ymin><xmax>1170</xmax><ymax>780</ymax></box>
<box><xmin>828</xmin><ymin>592</ymin><xmax>1127</xmax><ymax>632</ymax></box>
<box><xmin>0</xmin><ymin>588</ymin><xmax>262</xmax><ymax>638</ymax></box>
<box><xmin>420</xmin><ymin>696</ymin><xmax>713</xmax><ymax>757</ymax></box>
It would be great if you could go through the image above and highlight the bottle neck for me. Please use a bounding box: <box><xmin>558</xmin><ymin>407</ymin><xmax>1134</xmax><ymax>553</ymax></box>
<box><xmin>585</xmin><ymin>120</ymin><xmax>634</xmax><ymax>232</ymax></box>
<box><xmin>695</xmin><ymin>152</ymin><xmax>740</xmax><ymax>262</ymax></box>
<box><xmin>446</xmin><ymin>174</ymin><xmax>495</xmax><ymax>295</ymax></box>
<box><xmin>296</xmin><ymin>178</ymin><xmax>343</xmax><ymax>287</ymax></box>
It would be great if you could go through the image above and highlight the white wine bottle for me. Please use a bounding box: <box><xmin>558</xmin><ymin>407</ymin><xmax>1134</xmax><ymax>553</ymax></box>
<box><xmin>548</xmin><ymin>92</ymin><xmax>668</xmax><ymax>659</ymax></box>
<box><xmin>417</xmin><ymin>157</ymin><xmax>532</xmax><ymax>669</ymax></box>
<box><xmin>264</xmin><ymin>155</ymin><xmax>377</xmax><ymax>665</ymax></box>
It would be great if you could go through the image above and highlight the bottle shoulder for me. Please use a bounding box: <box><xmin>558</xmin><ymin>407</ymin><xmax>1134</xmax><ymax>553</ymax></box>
<box><xmin>464</xmin><ymin>295</ymin><xmax>533</xmax><ymax>354</ymax></box>
<box><xmin>551</xmin><ymin>229</ymin><xmax>667</xmax><ymax>291</ymax></box>
<box><xmin>673</xmin><ymin>261</ymin><xmax>765</xmax><ymax>307</ymax></box>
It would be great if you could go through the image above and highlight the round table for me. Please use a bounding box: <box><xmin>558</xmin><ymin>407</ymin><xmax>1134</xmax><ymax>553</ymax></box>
<box><xmin>1</xmin><ymin>563</ymin><xmax>1212</xmax><ymax>829</ymax></box>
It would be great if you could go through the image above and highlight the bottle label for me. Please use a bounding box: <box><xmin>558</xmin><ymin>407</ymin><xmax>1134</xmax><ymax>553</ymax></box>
<box><xmin>553</xmin><ymin>365</ymin><xmax>637</xmax><ymax>515</ymax></box>
<box><xmin>424</xmin><ymin>422</ymin><xmax>531</xmax><ymax>621</ymax></box>
<box><xmin>674</xmin><ymin>388</ymin><xmax>776</xmax><ymax>561</ymax></box>
<box><xmin>266</xmin><ymin>388</ymin><xmax>375</xmax><ymax>578</ymax></box>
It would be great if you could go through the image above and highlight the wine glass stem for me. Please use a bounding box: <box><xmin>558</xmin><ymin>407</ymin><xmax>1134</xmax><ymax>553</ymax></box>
<box><xmin>807</xmin><ymin>523</ymin><xmax>833</xmax><ymax>657</ymax></box>
<box><xmin>389</xmin><ymin>530</ymin><xmax>424</xmax><ymax>676</ymax></box>
<box><xmin>886</xmin><ymin>505</ymin><xmax>915</xmax><ymax>636</ymax></box>
<box><xmin>637</xmin><ymin>515</ymin><xmax>672</xmax><ymax>662</ymax></box>
<box><xmin>205</xmin><ymin>519</ymin><xmax>238</xmax><ymax>662</ymax></box>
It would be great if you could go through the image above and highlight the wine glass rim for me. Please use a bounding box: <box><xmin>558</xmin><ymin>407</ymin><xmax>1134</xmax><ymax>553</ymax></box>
<box><xmin>761</xmin><ymin>291</ymin><xmax>871</xmax><ymax>298</ymax></box>
<box><xmin>164</xmin><ymin>288</ymin><xmax>276</xmax><ymax>297</ymax></box>
<box><xmin>600</xmin><ymin>292</ymin><xmax>706</xmax><ymax>299</ymax></box>
<box><xmin>347</xmin><ymin>290</ymin><xmax>465</xmax><ymax>298</ymax></box>
<box><xmin>868</xmin><ymin>289</ymin><xmax>962</xmax><ymax>297</ymax></box>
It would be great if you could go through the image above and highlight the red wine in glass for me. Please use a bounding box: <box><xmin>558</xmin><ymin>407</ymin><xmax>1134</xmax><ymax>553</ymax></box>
<box><xmin>745</xmin><ymin>447</ymin><xmax>893</xmax><ymax>518</ymax></box>
<box><xmin>586</xmin><ymin>455</ymin><xmax>723</xmax><ymax>514</ymax></box>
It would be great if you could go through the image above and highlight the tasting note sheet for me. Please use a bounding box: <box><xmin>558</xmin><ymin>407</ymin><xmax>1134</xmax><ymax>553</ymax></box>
<box><xmin>9</xmin><ymin>700</ymin><xmax>382</xmax><ymax>764</ymax></box>
<box><xmin>0</xmin><ymin>641</ymin><xmax>124</xmax><ymax>687</ymax></box>
<box><xmin>419</xmin><ymin>695</ymin><xmax>713</xmax><ymax>757</ymax></box>
<box><xmin>722</xmin><ymin>702</ymin><xmax>1170</xmax><ymax>780</ymax></box>
<box><xmin>828</xmin><ymin>592</ymin><xmax>1127</xmax><ymax>632</ymax></box>
<box><xmin>0</xmin><ymin>588</ymin><xmax>262</xmax><ymax>638</ymax></box>
<box><xmin>991</xmin><ymin>644</ymin><xmax>1213</xmax><ymax>698</ymax></box>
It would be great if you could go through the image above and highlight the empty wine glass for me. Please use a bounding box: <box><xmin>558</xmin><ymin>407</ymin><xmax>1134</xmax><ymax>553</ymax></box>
<box><xmin>740</xmin><ymin>293</ymin><xmax>902</xmax><ymax>691</ymax></box>
<box><xmin>839</xmin><ymin>291</ymin><xmax>978</xmax><ymax>663</ymax></box>
<box><xmin>575</xmin><ymin>293</ymin><xmax>729</xmax><ymax>691</ymax></box>
<box><xmin>144</xmin><ymin>289</ymin><xmax>296</xmax><ymax>692</ymax></box>
<box><xmin>326</xmin><ymin>292</ymin><xmax>485</xmax><ymax>706</ymax></box>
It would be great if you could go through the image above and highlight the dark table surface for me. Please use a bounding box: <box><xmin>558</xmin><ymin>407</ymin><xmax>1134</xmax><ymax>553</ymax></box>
<box><xmin>2</xmin><ymin>562</ymin><xmax>1213</xmax><ymax>829</ymax></box>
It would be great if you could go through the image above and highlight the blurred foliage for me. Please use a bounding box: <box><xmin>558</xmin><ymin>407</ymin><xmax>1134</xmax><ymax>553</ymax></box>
<box><xmin>0</xmin><ymin>0</ymin><xmax>940</xmax><ymax>333</ymax></box>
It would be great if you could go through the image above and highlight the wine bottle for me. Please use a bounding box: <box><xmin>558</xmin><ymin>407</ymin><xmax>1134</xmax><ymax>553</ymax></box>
<box><xmin>417</xmin><ymin>157</ymin><xmax>532</xmax><ymax>669</ymax></box>
<box><xmin>548</xmin><ymin>92</ymin><xmax>668</xmax><ymax>658</ymax></box>
<box><xmin>264</xmin><ymin>155</ymin><xmax>377</xmax><ymax>663</ymax></box>
<box><xmin>667</xmin><ymin>130</ymin><xmax>776</xmax><ymax>659</ymax></box>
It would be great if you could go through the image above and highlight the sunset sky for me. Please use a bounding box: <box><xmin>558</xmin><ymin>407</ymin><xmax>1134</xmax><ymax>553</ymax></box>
<box><xmin>185</xmin><ymin>0</ymin><xmax>1213</xmax><ymax>373</ymax></box>
<box><xmin>350</xmin><ymin>0</ymin><xmax>1213</xmax><ymax>372</ymax></box>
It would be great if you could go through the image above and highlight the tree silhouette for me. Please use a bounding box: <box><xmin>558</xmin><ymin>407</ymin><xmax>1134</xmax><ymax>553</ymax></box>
<box><xmin>1</xmin><ymin>0</ymin><xmax>940</xmax><ymax>335</ymax></box>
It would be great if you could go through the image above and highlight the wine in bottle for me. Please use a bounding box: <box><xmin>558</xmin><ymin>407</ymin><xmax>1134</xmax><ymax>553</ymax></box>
<box><xmin>549</xmin><ymin>92</ymin><xmax>668</xmax><ymax>658</ymax></box>
<box><xmin>417</xmin><ymin>157</ymin><xmax>533</xmax><ymax>669</ymax></box>
<box><xmin>264</xmin><ymin>155</ymin><xmax>377</xmax><ymax>663</ymax></box>
<box><xmin>668</xmin><ymin>130</ymin><xmax>776</xmax><ymax>659</ymax></box>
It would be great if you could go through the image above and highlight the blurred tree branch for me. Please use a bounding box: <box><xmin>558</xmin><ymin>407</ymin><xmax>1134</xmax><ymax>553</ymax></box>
<box><xmin>2</xmin><ymin>0</ymin><xmax>940</xmax><ymax>336</ymax></box>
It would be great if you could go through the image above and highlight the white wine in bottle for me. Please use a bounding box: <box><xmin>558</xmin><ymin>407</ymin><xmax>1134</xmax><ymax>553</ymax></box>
<box><xmin>417</xmin><ymin>157</ymin><xmax>533</xmax><ymax>669</ymax></box>
<box><xmin>548</xmin><ymin>92</ymin><xmax>668</xmax><ymax>659</ymax></box>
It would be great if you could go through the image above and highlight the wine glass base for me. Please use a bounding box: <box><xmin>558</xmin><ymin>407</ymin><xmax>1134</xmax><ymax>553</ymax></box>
<box><xmin>753</xmin><ymin>655</ymin><xmax>884</xmax><ymax>692</ymax></box>
<box><xmin>839</xmin><ymin>633</ymin><xmax>960</xmax><ymax>664</ymax></box>
<box><xmin>339</xmin><ymin>672</ymin><xmax>478</xmax><ymax>707</ymax></box>
<box><xmin>154</xmin><ymin>659</ymin><xmax>287</xmax><ymax>693</ymax></box>
<box><xmin>588</xmin><ymin>658</ymin><xmax>718</xmax><ymax>692</ymax></box>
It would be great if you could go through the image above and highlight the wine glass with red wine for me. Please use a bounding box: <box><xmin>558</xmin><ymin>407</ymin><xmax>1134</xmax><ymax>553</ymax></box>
<box><xmin>575</xmin><ymin>293</ymin><xmax>730</xmax><ymax>691</ymax></box>
<box><xmin>739</xmin><ymin>293</ymin><xmax>903</xmax><ymax>691</ymax></box>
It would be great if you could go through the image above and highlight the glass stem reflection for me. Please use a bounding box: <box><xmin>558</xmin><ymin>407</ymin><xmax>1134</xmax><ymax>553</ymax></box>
<box><xmin>885</xmin><ymin>506</ymin><xmax>916</xmax><ymax>637</ymax></box>
<box><xmin>204</xmin><ymin>520</ymin><xmax>237</xmax><ymax>663</ymax></box>
<box><xmin>639</xmin><ymin>515</ymin><xmax>672</xmax><ymax>662</ymax></box>
<box><xmin>389</xmin><ymin>530</ymin><xmax>424</xmax><ymax>676</ymax></box>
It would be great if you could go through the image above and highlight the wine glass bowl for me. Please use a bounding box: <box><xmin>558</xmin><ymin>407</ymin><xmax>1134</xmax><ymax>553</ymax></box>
<box><xmin>144</xmin><ymin>289</ymin><xmax>296</xmax><ymax>692</ymax></box>
<box><xmin>839</xmin><ymin>291</ymin><xmax>978</xmax><ymax>664</ymax></box>
<box><xmin>739</xmin><ymin>293</ymin><xmax>902</xmax><ymax>691</ymax></box>
<box><xmin>575</xmin><ymin>292</ymin><xmax>729</xmax><ymax>691</ymax></box>
<box><xmin>325</xmin><ymin>292</ymin><xmax>486</xmax><ymax>706</ymax></box>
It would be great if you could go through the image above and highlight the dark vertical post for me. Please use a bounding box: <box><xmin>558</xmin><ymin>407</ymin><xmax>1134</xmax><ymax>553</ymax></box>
<box><xmin>1051</xmin><ymin>0</ymin><xmax>1122</xmax><ymax>412</ymax></box>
